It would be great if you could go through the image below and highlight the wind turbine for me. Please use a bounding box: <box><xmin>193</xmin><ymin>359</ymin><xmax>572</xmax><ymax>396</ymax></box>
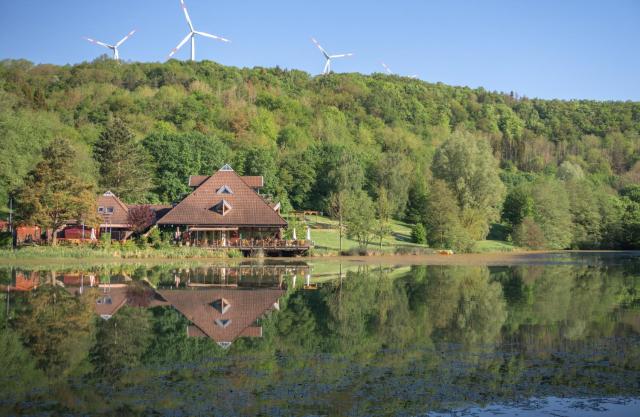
<box><xmin>84</xmin><ymin>29</ymin><xmax>136</xmax><ymax>61</ymax></box>
<box><xmin>381</xmin><ymin>61</ymin><xmax>418</xmax><ymax>79</ymax></box>
<box><xmin>311</xmin><ymin>37</ymin><xmax>353</xmax><ymax>75</ymax></box>
<box><xmin>169</xmin><ymin>0</ymin><xmax>230</xmax><ymax>61</ymax></box>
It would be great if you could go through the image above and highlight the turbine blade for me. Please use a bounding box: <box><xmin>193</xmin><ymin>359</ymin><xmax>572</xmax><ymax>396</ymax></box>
<box><xmin>195</xmin><ymin>31</ymin><xmax>230</xmax><ymax>42</ymax></box>
<box><xmin>381</xmin><ymin>62</ymin><xmax>392</xmax><ymax>74</ymax></box>
<box><xmin>330</xmin><ymin>53</ymin><xmax>353</xmax><ymax>59</ymax></box>
<box><xmin>84</xmin><ymin>37</ymin><xmax>112</xmax><ymax>49</ymax></box>
<box><xmin>168</xmin><ymin>33</ymin><xmax>192</xmax><ymax>58</ymax></box>
<box><xmin>115</xmin><ymin>29</ymin><xmax>136</xmax><ymax>47</ymax></box>
<box><xmin>311</xmin><ymin>37</ymin><xmax>330</xmax><ymax>59</ymax></box>
<box><xmin>180</xmin><ymin>0</ymin><xmax>194</xmax><ymax>31</ymax></box>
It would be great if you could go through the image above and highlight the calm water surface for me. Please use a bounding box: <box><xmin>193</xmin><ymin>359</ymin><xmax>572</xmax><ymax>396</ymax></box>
<box><xmin>0</xmin><ymin>253</ymin><xmax>639</xmax><ymax>416</ymax></box>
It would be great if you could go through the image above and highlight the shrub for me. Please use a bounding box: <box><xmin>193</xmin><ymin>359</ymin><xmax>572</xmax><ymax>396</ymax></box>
<box><xmin>0</xmin><ymin>232</ymin><xmax>13</xmax><ymax>249</ymax></box>
<box><xmin>99</xmin><ymin>232</ymin><xmax>111</xmax><ymax>248</ymax></box>
<box><xmin>513</xmin><ymin>217</ymin><xmax>546</xmax><ymax>249</ymax></box>
<box><xmin>411</xmin><ymin>223</ymin><xmax>427</xmax><ymax>244</ymax></box>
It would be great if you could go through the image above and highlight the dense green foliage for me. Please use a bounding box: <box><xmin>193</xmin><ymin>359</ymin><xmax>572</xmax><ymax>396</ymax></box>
<box><xmin>1</xmin><ymin>59</ymin><xmax>639</xmax><ymax>249</ymax></box>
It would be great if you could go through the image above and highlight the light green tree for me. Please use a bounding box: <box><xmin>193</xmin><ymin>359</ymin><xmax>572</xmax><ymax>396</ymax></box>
<box><xmin>431</xmin><ymin>130</ymin><xmax>505</xmax><ymax>238</ymax></box>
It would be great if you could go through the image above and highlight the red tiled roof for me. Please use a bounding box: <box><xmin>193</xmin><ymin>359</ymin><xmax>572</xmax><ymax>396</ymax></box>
<box><xmin>157</xmin><ymin>288</ymin><xmax>284</xmax><ymax>343</ymax></box>
<box><xmin>158</xmin><ymin>168</ymin><xmax>286</xmax><ymax>227</ymax></box>
<box><xmin>97</xmin><ymin>191</ymin><xmax>130</xmax><ymax>227</ymax></box>
<box><xmin>189</xmin><ymin>175</ymin><xmax>210</xmax><ymax>188</ymax></box>
<box><xmin>190</xmin><ymin>175</ymin><xmax>263</xmax><ymax>189</ymax></box>
<box><xmin>242</xmin><ymin>176</ymin><xmax>264</xmax><ymax>189</ymax></box>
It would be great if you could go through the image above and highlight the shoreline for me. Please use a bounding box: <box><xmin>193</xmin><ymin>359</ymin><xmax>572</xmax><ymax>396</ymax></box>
<box><xmin>1</xmin><ymin>250</ymin><xmax>639</xmax><ymax>268</ymax></box>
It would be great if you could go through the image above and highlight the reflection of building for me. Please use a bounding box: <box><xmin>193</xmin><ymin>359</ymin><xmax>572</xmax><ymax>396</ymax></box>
<box><xmin>157</xmin><ymin>288</ymin><xmax>285</xmax><ymax>348</ymax></box>
<box><xmin>170</xmin><ymin>264</ymin><xmax>310</xmax><ymax>288</ymax></box>
<box><xmin>64</xmin><ymin>274</ymin><xmax>131</xmax><ymax>320</ymax></box>
<box><xmin>9</xmin><ymin>271</ymin><xmax>41</xmax><ymax>291</ymax></box>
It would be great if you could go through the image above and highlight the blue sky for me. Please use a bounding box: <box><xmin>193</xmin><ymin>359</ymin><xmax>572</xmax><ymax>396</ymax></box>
<box><xmin>1</xmin><ymin>0</ymin><xmax>638</xmax><ymax>100</ymax></box>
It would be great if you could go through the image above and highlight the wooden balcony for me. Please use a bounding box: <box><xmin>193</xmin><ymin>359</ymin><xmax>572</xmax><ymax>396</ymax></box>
<box><xmin>185</xmin><ymin>238</ymin><xmax>312</xmax><ymax>253</ymax></box>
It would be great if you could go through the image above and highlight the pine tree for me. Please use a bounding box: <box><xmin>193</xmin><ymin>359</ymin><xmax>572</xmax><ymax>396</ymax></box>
<box><xmin>94</xmin><ymin>118</ymin><xmax>153</xmax><ymax>202</ymax></box>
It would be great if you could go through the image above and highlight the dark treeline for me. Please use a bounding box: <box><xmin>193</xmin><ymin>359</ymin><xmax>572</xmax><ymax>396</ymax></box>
<box><xmin>1</xmin><ymin>58</ymin><xmax>639</xmax><ymax>250</ymax></box>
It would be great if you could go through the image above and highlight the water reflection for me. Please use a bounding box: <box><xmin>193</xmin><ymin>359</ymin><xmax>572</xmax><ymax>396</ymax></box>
<box><xmin>0</xmin><ymin>256</ymin><xmax>639</xmax><ymax>415</ymax></box>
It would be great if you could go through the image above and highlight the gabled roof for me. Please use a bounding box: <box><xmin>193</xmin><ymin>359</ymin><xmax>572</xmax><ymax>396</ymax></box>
<box><xmin>157</xmin><ymin>288</ymin><xmax>284</xmax><ymax>344</ymax></box>
<box><xmin>158</xmin><ymin>168</ymin><xmax>287</xmax><ymax>227</ymax></box>
<box><xmin>97</xmin><ymin>191</ymin><xmax>130</xmax><ymax>227</ymax></box>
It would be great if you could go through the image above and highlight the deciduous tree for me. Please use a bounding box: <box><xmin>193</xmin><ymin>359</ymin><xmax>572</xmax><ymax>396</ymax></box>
<box><xmin>15</xmin><ymin>137</ymin><xmax>97</xmax><ymax>245</ymax></box>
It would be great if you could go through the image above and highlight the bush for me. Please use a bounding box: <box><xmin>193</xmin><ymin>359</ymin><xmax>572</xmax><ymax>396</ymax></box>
<box><xmin>411</xmin><ymin>223</ymin><xmax>427</xmax><ymax>244</ymax></box>
<box><xmin>513</xmin><ymin>217</ymin><xmax>546</xmax><ymax>249</ymax></box>
<box><xmin>0</xmin><ymin>232</ymin><xmax>13</xmax><ymax>249</ymax></box>
<box><xmin>99</xmin><ymin>232</ymin><xmax>111</xmax><ymax>248</ymax></box>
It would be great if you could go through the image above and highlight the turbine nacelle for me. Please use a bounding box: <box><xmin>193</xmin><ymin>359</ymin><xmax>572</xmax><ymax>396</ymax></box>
<box><xmin>312</xmin><ymin>37</ymin><xmax>353</xmax><ymax>75</ymax></box>
<box><xmin>84</xmin><ymin>29</ymin><xmax>136</xmax><ymax>61</ymax></box>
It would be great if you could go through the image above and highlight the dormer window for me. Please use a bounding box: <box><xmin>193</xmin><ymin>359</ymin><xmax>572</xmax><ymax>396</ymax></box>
<box><xmin>211</xmin><ymin>298</ymin><xmax>231</xmax><ymax>314</ymax></box>
<box><xmin>212</xmin><ymin>199</ymin><xmax>232</xmax><ymax>216</ymax></box>
<box><xmin>215</xmin><ymin>318</ymin><xmax>232</xmax><ymax>328</ymax></box>
<box><xmin>216</xmin><ymin>185</ymin><xmax>233</xmax><ymax>195</ymax></box>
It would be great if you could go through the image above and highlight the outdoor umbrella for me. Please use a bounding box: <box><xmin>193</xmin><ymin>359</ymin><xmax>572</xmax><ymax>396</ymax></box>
<box><xmin>292</xmin><ymin>228</ymin><xmax>297</xmax><ymax>240</ymax></box>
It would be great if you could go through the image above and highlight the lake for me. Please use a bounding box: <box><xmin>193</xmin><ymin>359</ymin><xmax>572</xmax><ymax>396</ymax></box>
<box><xmin>1</xmin><ymin>253</ymin><xmax>639</xmax><ymax>416</ymax></box>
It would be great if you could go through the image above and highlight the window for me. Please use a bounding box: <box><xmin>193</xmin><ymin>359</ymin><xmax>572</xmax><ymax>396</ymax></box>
<box><xmin>212</xmin><ymin>199</ymin><xmax>232</xmax><ymax>216</ymax></box>
<box><xmin>106</xmin><ymin>207</ymin><xmax>114</xmax><ymax>214</ymax></box>
<box><xmin>216</xmin><ymin>185</ymin><xmax>233</xmax><ymax>195</ymax></box>
<box><xmin>211</xmin><ymin>298</ymin><xmax>231</xmax><ymax>314</ymax></box>
<box><xmin>220</xmin><ymin>164</ymin><xmax>234</xmax><ymax>171</ymax></box>
<box><xmin>97</xmin><ymin>296</ymin><xmax>112</xmax><ymax>305</ymax></box>
<box><xmin>98</xmin><ymin>207</ymin><xmax>104</xmax><ymax>213</ymax></box>
<box><xmin>217</xmin><ymin>341</ymin><xmax>232</xmax><ymax>349</ymax></box>
<box><xmin>215</xmin><ymin>318</ymin><xmax>232</xmax><ymax>328</ymax></box>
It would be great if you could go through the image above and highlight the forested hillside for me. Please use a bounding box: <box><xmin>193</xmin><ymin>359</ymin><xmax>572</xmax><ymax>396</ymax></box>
<box><xmin>1</xmin><ymin>58</ymin><xmax>639</xmax><ymax>250</ymax></box>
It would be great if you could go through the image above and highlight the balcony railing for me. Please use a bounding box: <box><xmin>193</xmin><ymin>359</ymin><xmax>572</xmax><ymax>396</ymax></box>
<box><xmin>184</xmin><ymin>238</ymin><xmax>312</xmax><ymax>250</ymax></box>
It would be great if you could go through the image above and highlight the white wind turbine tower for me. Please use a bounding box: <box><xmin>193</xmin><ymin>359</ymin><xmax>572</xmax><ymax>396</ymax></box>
<box><xmin>169</xmin><ymin>0</ymin><xmax>230</xmax><ymax>61</ymax></box>
<box><xmin>84</xmin><ymin>29</ymin><xmax>136</xmax><ymax>61</ymax></box>
<box><xmin>311</xmin><ymin>37</ymin><xmax>353</xmax><ymax>75</ymax></box>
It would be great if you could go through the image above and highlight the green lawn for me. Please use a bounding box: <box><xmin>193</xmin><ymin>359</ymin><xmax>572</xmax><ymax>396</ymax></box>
<box><xmin>299</xmin><ymin>214</ymin><xmax>429</xmax><ymax>254</ymax></box>
<box><xmin>297</xmin><ymin>214</ymin><xmax>521</xmax><ymax>254</ymax></box>
<box><xmin>472</xmin><ymin>240</ymin><xmax>520</xmax><ymax>253</ymax></box>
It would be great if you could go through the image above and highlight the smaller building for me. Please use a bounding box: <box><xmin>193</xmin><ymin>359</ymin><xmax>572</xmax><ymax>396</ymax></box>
<box><xmin>59</xmin><ymin>191</ymin><xmax>170</xmax><ymax>242</ymax></box>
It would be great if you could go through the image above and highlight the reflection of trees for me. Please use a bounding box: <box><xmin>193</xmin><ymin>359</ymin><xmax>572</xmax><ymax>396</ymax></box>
<box><xmin>91</xmin><ymin>306</ymin><xmax>153</xmax><ymax>381</ymax></box>
<box><xmin>16</xmin><ymin>285</ymin><xmax>96</xmax><ymax>377</ymax></box>
<box><xmin>409</xmin><ymin>266</ymin><xmax>507</xmax><ymax>348</ymax></box>
<box><xmin>0</xmin><ymin>328</ymin><xmax>45</xmax><ymax>406</ymax></box>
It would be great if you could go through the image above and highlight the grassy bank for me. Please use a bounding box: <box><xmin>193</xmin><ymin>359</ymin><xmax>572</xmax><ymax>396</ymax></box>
<box><xmin>305</xmin><ymin>215</ymin><xmax>431</xmax><ymax>255</ymax></box>
<box><xmin>305</xmin><ymin>215</ymin><xmax>520</xmax><ymax>255</ymax></box>
<box><xmin>0</xmin><ymin>245</ymin><xmax>239</xmax><ymax>262</ymax></box>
